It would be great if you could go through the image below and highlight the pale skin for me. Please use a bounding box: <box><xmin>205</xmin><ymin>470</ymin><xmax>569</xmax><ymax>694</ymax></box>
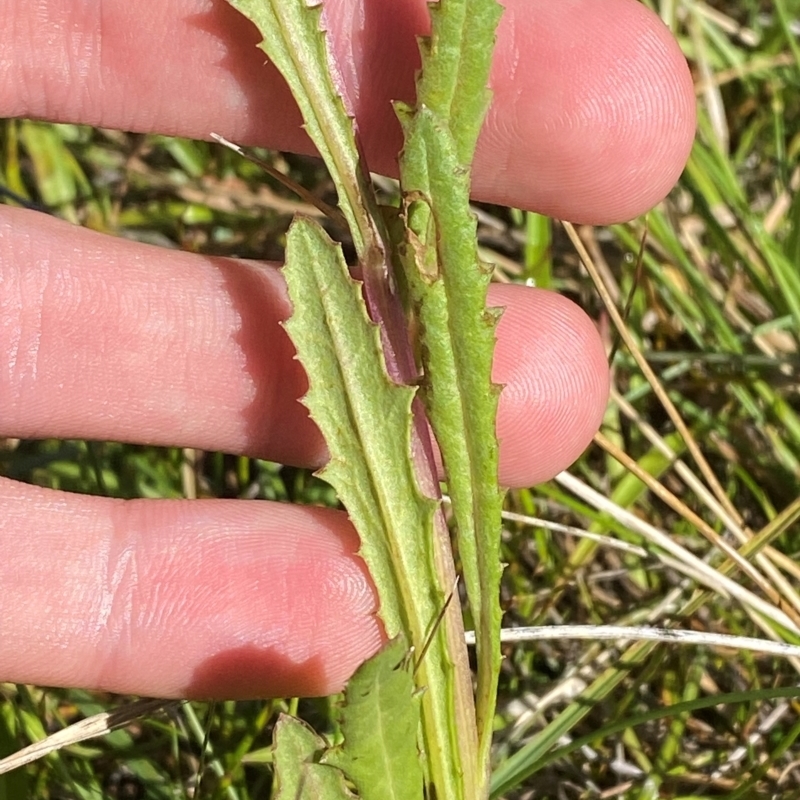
<box><xmin>0</xmin><ymin>0</ymin><xmax>695</xmax><ymax>699</ymax></box>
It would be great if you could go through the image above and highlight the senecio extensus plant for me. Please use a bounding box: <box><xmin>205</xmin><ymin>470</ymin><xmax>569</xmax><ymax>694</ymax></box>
<box><xmin>226</xmin><ymin>1</ymin><xmax>505</xmax><ymax>798</ymax></box>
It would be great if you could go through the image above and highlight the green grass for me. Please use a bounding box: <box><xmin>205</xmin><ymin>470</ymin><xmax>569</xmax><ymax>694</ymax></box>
<box><xmin>3</xmin><ymin>2</ymin><xmax>800</xmax><ymax>797</ymax></box>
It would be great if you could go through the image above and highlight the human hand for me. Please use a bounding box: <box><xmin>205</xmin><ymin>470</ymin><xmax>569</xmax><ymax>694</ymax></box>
<box><xmin>0</xmin><ymin>0</ymin><xmax>695</xmax><ymax>699</ymax></box>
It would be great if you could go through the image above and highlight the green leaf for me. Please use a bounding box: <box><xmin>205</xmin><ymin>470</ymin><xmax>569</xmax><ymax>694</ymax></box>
<box><xmin>395</xmin><ymin>0</ymin><xmax>504</xmax><ymax>778</ymax></box>
<box><xmin>416</xmin><ymin>0</ymin><xmax>502</xmax><ymax>165</ymax></box>
<box><xmin>283</xmin><ymin>216</ymin><xmax>436</xmax><ymax>640</ymax></box>
<box><xmin>225</xmin><ymin>0</ymin><xmax>383</xmax><ymax>266</ymax></box>
<box><xmin>282</xmin><ymin>215</ymin><xmax>478</xmax><ymax>800</ymax></box>
<box><xmin>226</xmin><ymin>0</ymin><xmax>419</xmax><ymax>414</ymax></box>
<box><xmin>272</xmin><ymin>715</ymin><xmax>354</xmax><ymax>800</ymax></box>
<box><xmin>395</xmin><ymin>104</ymin><xmax>504</xmax><ymax>794</ymax></box>
<box><xmin>324</xmin><ymin>637</ymin><xmax>423</xmax><ymax>800</ymax></box>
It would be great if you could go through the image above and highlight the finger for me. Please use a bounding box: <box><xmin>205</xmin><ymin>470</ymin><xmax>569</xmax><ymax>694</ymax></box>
<box><xmin>1</xmin><ymin>0</ymin><xmax>695</xmax><ymax>222</ymax></box>
<box><xmin>1</xmin><ymin>208</ymin><xmax>609</xmax><ymax>486</ymax></box>
<box><xmin>0</xmin><ymin>478</ymin><xmax>382</xmax><ymax>698</ymax></box>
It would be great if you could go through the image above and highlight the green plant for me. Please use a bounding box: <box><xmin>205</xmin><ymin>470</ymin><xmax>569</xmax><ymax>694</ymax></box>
<box><xmin>4</xmin><ymin>2</ymin><xmax>800</xmax><ymax>798</ymax></box>
<box><xmin>223</xmin><ymin>0</ymin><xmax>503</xmax><ymax>798</ymax></box>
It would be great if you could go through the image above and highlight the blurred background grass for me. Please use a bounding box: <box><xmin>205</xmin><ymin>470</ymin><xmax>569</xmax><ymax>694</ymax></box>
<box><xmin>2</xmin><ymin>1</ymin><xmax>800</xmax><ymax>798</ymax></box>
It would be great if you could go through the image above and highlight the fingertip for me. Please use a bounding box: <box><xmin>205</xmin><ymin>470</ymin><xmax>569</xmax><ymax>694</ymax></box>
<box><xmin>124</xmin><ymin>501</ymin><xmax>386</xmax><ymax>699</ymax></box>
<box><xmin>477</xmin><ymin>0</ymin><xmax>696</xmax><ymax>222</ymax></box>
<box><xmin>491</xmin><ymin>284</ymin><xmax>609</xmax><ymax>487</ymax></box>
<box><xmin>0</xmin><ymin>480</ymin><xmax>384</xmax><ymax>700</ymax></box>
